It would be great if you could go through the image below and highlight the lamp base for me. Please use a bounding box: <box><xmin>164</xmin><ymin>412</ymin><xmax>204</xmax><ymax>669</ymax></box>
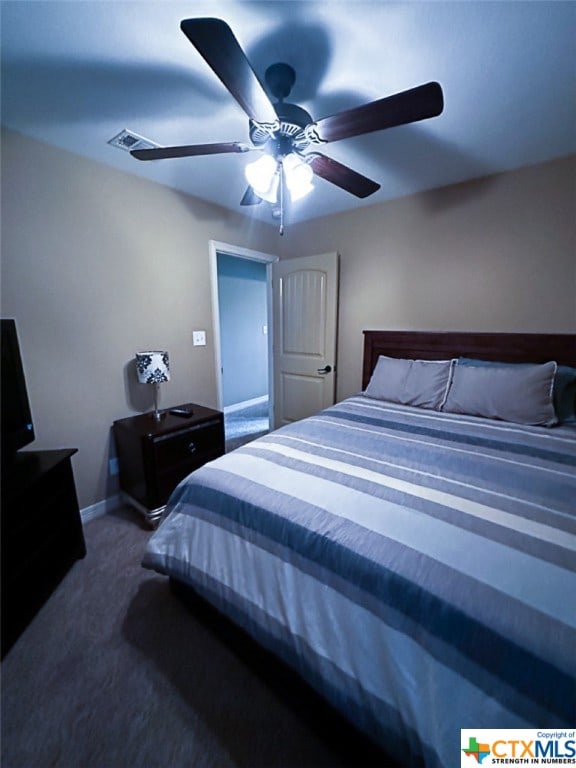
<box><xmin>151</xmin><ymin>382</ymin><xmax>166</xmax><ymax>421</ymax></box>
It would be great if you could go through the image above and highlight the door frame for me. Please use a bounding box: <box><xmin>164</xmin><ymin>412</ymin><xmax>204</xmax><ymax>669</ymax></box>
<box><xmin>209</xmin><ymin>240</ymin><xmax>279</xmax><ymax>420</ymax></box>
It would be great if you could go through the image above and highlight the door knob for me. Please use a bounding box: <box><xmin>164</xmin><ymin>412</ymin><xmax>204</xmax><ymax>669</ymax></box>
<box><xmin>317</xmin><ymin>365</ymin><xmax>332</xmax><ymax>374</ymax></box>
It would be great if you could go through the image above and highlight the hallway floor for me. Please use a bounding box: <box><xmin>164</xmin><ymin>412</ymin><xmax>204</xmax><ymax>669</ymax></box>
<box><xmin>224</xmin><ymin>399</ymin><xmax>269</xmax><ymax>452</ymax></box>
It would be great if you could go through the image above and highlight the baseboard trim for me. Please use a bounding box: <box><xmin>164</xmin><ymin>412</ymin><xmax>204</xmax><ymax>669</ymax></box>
<box><xmin>224</xmin><ymin>395</ymin><xmax>268</xmax><ymax>414</ymax></box>
<box><xmin>80</xmin><ymin>494</ymin><xmax>122</xmax><ymax>525</ymax></box>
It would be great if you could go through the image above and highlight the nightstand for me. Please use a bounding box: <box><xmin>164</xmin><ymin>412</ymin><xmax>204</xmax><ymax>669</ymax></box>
<box><xmin>113</xmin><ymin>403</ymin><xmax>224</xmax><ymax>527</ymax></box>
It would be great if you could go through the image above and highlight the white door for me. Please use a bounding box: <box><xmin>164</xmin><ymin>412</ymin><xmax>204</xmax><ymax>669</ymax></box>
<box><xmin>272</xmin><ymin>252</ymin><xmax>339</xmax><ymax>428</ymax></box>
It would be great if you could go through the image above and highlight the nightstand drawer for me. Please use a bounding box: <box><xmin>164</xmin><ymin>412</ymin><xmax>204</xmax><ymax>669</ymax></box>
<box><xmin>153</xmin><ymin>419</ymin><xmax>222</xmax><ymax>471</ymax></box>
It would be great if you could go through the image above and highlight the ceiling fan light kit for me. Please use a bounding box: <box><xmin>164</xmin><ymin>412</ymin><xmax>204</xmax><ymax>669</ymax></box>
<box><xmin>245</xmin><ymin>151</ymin><xmax>314</xmax><ymax>205</ymax></box>
<box><xmin>283</xmin><ymin>153</ymin><xmax>314</xmax><ymax>201</ymax></box>
<box><xmin>128</xmin><ymin>17</ymin><xmax>444</xmax><ymax>233</ymax></box>
<box><xmin>245</xmin><ymin>154</ymin><xmax>279</xmax><ymax>203</ymax></box>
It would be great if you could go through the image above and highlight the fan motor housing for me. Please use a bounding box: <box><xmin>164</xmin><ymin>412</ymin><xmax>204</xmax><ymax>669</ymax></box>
<box><xmin>249</xmin><ymin>102</ymin><xmax>313</xmax><ymax>151</ymax></box>
<box><xmin>274</xmin><ymin>102</ymin><xmax>312</xmax><ymax>129</ymax></box>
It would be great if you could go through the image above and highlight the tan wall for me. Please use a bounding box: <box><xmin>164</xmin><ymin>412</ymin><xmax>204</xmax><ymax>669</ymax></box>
<box><xmin>2</xmin><ymin>127</ymin><xmax>575</xmax><ymax>508</ymax></box>
<box><xmin>278</xmin><ymin>156</ymin><xmax>576</xmax><ymax>400</ymax></box>
<box><xmin>1</xmin><ymin>129</ymin><xmax>280</xmax><ymax>508</ymax></box>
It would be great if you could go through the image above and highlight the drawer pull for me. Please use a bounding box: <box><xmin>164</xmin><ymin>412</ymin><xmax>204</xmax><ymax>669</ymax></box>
<box><xmin>187</xmin><ymin>442</ymin><xmax>197</xmax><ymax>454</ymax></box>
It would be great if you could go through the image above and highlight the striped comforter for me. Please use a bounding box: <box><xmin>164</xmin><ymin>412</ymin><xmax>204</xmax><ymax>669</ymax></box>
<box><xmin>143</xmin><ymin>395</ymin><xmax>576</xmax><ymax>767</ymax></box>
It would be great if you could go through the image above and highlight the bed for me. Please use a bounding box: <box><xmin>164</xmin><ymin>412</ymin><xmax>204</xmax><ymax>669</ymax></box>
<box><xmin>143</xmin><ymin>330</ymin><xmax>576</xmax><ymax>768</ymax></box>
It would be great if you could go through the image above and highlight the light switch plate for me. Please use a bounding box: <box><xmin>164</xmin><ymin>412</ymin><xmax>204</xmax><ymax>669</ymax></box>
<box><xmin>193</xmin><ymin>330</ymin><xmax>206</xmax><ymax>346</ymax></box>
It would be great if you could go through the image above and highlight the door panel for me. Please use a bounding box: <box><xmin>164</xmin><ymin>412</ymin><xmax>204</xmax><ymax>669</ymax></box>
<box><xmin>282</xmin><ymin>270</ymin><xmax>327</xmax><ymax>355</ymax></box>
<box><xmin>273</xmin><ymin>252</ymin><xmax>339</xmax><ymax>427</ymax></box>
<box><xmin>280</xmin><ymin>372</ymin><xmax>328</xmax><ymax>423</ymax></box>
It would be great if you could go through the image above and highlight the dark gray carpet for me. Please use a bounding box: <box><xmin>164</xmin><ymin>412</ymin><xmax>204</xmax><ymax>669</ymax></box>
<box><xmin>1</xmin><ymin>507</ymin><xmax>399</xmax><ymax>768</ymax></box>
<box><xmin>225</xmin><ymin>400</ymin><xmax>269</xmax><ymax>452</ymax></box>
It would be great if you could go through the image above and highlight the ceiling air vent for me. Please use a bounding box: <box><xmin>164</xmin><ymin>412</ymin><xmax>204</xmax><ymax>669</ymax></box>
<box><xmin>108</xmin><ymin>130</ymin><xmax>160</xmax><ymax>153</ymax></box>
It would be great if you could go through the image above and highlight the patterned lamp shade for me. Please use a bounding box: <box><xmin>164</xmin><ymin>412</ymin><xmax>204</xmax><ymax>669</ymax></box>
<box><xmin>135</xmin><ymin>351</ymin><xmax>170</xmax><ymax>384</ymax></box>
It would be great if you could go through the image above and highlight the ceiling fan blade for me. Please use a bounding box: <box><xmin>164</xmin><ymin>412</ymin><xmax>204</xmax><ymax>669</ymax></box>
<box><xmin>310</xmin><ymin>154</ymin><xmax>380</xmax><ymax>198</ymax></box>
<box><xmin>131</xmin><ymin>142</ymin><xmax>250</xmax><ymax>161</ymax></box>
<box><xmin>240</xmin><ymin>187</ymin><xmax>263</xmax><ymax>206</ymax></box>
<box><xmin>311</xmin><ymin>82</ymin><xmax>443</xmax><ymax>144</ymax></box>
<box><xmin>181</xmin><ymin>18</ymin><xmax>278</xmax><ymax>125</ymax></box>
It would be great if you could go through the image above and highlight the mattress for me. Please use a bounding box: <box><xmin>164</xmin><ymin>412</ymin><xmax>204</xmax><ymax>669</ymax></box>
<box><xmin>143</xmin><ymin>395</ymin><xmax>576</xmax><ymax>767</ymax></box>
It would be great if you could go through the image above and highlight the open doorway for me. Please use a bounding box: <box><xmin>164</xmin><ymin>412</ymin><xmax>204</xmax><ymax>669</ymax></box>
<box><xmin>209</xmin><ymin>241</ymin><xmax>278</xmax><ymax>451</ymax></box>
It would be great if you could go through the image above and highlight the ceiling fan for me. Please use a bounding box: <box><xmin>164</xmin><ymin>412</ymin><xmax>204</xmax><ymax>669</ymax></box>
<box><xmin>131</xmin><ymin>17</ymin><xmax>444</xmax><ymax>231</ymax></box>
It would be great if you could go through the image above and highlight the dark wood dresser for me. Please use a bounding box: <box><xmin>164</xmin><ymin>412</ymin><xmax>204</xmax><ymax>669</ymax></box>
<box><xmin>1</xmin><ymin>449</ymin><xmax>86</xmax><ymax>658</ymax></box>
<box><xmin>113</xmin><ymin>403</ymin><xmax>225</xmax><ymax>527</ymax></box>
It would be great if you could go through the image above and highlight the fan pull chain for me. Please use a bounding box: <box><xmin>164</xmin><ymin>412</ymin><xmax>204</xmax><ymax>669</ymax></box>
<box><xmin>279</xmin><ymin>161</ymin><xmax>285</xmax><ymax>236</ymax></box>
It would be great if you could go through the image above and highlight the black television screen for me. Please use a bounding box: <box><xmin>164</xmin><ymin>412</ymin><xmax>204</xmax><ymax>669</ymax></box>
<box><xmin>1</xmin><ymin>319</ymin><xmax>35</xmax><ymax>459</ymax></box>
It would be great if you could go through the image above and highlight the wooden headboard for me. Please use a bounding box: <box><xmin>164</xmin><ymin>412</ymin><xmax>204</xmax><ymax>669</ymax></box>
<box><xmin>362</xmin><ymin>330</ymin><xmax>576</xmax><ymax>389</ymax></box>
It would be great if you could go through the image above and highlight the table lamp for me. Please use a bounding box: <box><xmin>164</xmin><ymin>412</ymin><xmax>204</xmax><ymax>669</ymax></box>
<box><xmin>135</xmin><ymin>351</ymin><xmax>170</xmax><ymax>421</ymax></box>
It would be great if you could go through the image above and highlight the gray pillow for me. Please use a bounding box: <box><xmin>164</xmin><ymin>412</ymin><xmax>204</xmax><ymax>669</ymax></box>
<box><xmin>443</xmin><ymin>361</ymin><xmax>558</xmax><ymax>426</ymax></box>
<box><xmin>364</xmin><ymin>356</ymin><xmax>454</xmax><ymax>410</ymax></box>
<box><xmin>554</xmin><ymin>365</ymin><xmax>576</xmax><ymax>423</ymax></box>
<box><xmin>458</xmin><ymin>357</ymin><xmax>576</xmax><ymax>423</ymax></box>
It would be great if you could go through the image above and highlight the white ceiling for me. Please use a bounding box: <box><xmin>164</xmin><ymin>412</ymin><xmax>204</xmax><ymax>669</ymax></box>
<box><xmin>2</xmin><ymin>1</ymin><xmax>575</xmax><ymax>226</ymax></box>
